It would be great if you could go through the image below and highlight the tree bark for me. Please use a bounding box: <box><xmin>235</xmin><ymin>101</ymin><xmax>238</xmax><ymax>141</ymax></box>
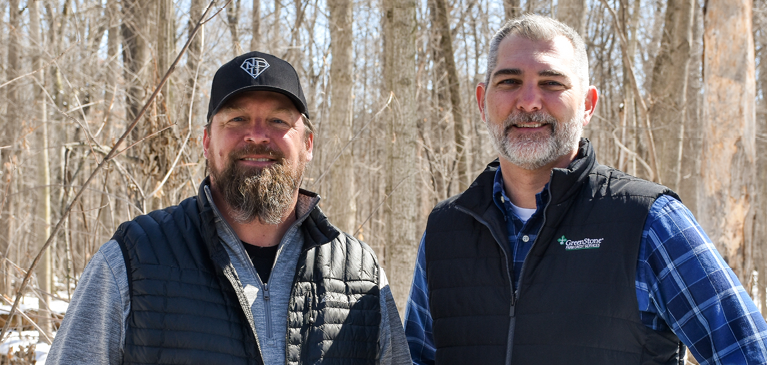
<box><xmin>250</xmin><ymin>0</ymin><xmax>261</xmax><ymax>51</ymax></box>
<box><xmin>648</xmin><ymin>0</ymin><xmax>694</xmax><ymax>192</ymax></box>
<box><xmin>700</xmin><ymin>0</ymin><xmax>756</xmax><ymax>283</ymax></box>
<box><xmin>2</xmin><ymin>0</ymin><xmax>22</xmax><ymax>299</ymax></box>
<box><xmin>325</xmin><ymin>0</ymin><xmax>356</xmax><ymax>233</ymax></box>
<box><xmin>752</xmin><ymin>0</ymin><xmax>767</xmax><ymax>316</ymax></box>
<box><xmin>503</xmin><ymin>0</ymin><xmax>521</xmax><ymax>20</ymax></box>
<box><xmin>182</xmin><ymin>0</ymin><xmax>204</xmax><ymax>129</ymax></box>
<box><xmin>227</xmin><ymin>0</ymin><xmax>243</xmax><ymax>55</ymax></box>
<box><xmin>556</xmin><ymin>0</ymin><xmax>587</xmax><ymax>35</ymax></box>
<box><xmin>29</xmin><ymin>0</ymin><xmax>53</xmax><ymax>336</ymax></box>
<box><xmin>121</xmin><ymin>0</ymin><xmax>150</xmax><ymax>144</ymax></box>
<box><xmin>679</xmin><ymin>0</ymin><xmax>703</xmax><ymax>218</ymax></box>
<box><xmin>103</xmin><ymin>0</ymin><xmax>121</xmax><ymax>141</ymax></box>
<box><xmin>382</xmin><ymin>0</ymin><xmax>418</xmax><ymax>315</ymax></box>
<box><xmin>433</xmin><ymin>0</ymin><xmax>469</xmax><ymax>192</ymax></box>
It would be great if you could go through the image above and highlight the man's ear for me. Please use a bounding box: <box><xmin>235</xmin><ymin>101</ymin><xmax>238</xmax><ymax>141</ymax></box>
<box><xmin>582</xmin><ymin>86</ymin><xmax>599</xmax><ymax>127</ymax></box>
<box><xmin>476</xmin><ymin>82</ymin><xmax>488</xmax><ymax>123</ymax></box>
<box><xmin>304</xmin><ymin>132</ymin><xmax>314</xmax><ymax>162</ymax></box>
<box><xmin>203</xmin><ymin>127</ymin><xmax>210</xmax><ymax>159</ymax></box>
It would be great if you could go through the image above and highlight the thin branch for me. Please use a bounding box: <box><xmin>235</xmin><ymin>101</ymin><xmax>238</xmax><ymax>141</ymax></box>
<box><xmin>0</xmin><ymin>0</ymin><xmax>220</xmax><ymax>343</ymax></box>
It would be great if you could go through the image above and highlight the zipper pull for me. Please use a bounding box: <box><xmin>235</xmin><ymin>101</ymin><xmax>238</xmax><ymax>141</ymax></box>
<box><xmin>263</xmin><ymin>283</ymin><xmax>270</xmax><ymax>301</ymax></box>
<box><xmin>510</xmin><ymin>292</ymin><xmax>516</xmax><ymax>317</ymax></box>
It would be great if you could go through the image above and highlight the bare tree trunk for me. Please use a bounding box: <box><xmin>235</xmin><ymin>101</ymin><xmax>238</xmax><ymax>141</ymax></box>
<box><xmin>250</xmin><ymin>0</ymin><xmax>261</xmax><ymax>51</ymax></box>
<box><xmin>121</xmin><ymin>0</ymin><xmax>150</xmax><ymax>212</ymax></box>
<box><xmin>227</xmin><ymin>0</ymin><xmax>243</xmax><ymax>55</ymax></box>
<box><xmin>433</xmin><ymin>0</ymin><xmax>469</xmax><ymax>192</ymax></box>
<box><xmin>556</xmin><ymin>0</ymin><xmax>587</xmax><ymax>35</ymax></box>
<box><xmin>752</xmin><ymin>0</ymin><xmax>767</xmax><ymax>317</ymax></box>
<box><xmin>649</xmin><ymin>0</ymin><xmax>694</xmax><ymax>192</ymax></box>
<box><xmin>122</xmin><ymin>0</ymin><xmax>150</xmax><ymax>143</ymax></box>
<box><xmin>680</xmin><ymin>0</ymin><xmax>703</xmax><ymax>219</ymax></box>
<box><xmin>285</xmin><ymin>0</ymin><xmax>307</xmax><ymax>66</ymax></box>
<box><xmin>325</xmin><ymin>0</ymin><xmax>356</xmax><ymax>233</ymax></box>
<box><xmin>700</xmin><ymin>0</ymin><xmax>756</xmax><ymax>283</ymax></box>
<box><xmin>102</xmin><ymin>0</ymin><xmax>120</xmax><ymax>141</ymax></box>
<box><xmin>503</xmin><ymin>0</ymin><xmax>521</xmax><ymax>20</ymax></box>
<box><xmin>28</xmin><ymin>0</ymin><xmax>53</xmax><ymax>336</ymax></box>
<box><xmin>2</xmin><ymin>0</ymin><xmax>22</xmax><ymax>299</ymax></box>
<box><xmin>618</xmin><ymin>0</ymin><xmax>638</xmax><ymax>176</ymax></box>
<box><xmin>157</xmin><ymin>0</ymin><xmax>173</xmax><ymax>122</ymax></box>
<box><xmin>271</xmin><ymin>0</ymin><xmax>283</xmax><ymax>54</ymax></box>
<box><xmin>383</xmin><ymin>0</ymin><xmax>418</xmax><ymax>315</ymax></box>
<box><xmin>182</xmin><ymin>0</ymin><xmax>204</xmax><ymax>131</ymax></box>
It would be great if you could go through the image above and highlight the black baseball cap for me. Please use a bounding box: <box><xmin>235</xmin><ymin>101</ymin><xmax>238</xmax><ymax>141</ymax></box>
<box><xmin>207</xmin><ymin>51</ymin><xmax>309</xmax><ymax>121</ymax></box>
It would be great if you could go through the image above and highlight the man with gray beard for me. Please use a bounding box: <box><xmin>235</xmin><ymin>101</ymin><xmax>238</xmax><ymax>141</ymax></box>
<box><xmin>48</xmin><ymin>51</ymin><xmax>411</xmax><ymax>365</ymax></box>
<box><xmin>404</xmin><ymin>14</ymin><xmax>767</xmax><ymax>365</ymax></box>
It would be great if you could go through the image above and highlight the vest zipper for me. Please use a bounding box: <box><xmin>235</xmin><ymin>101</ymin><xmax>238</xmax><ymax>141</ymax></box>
<box><xmin>514</xmin><ymin>183</ymin><xmax>553</xmax><ymax>304</ymax></box>
<box><xmin>263</xmin><ymin>281</ymin><xmax>273</xmax><ymax>340</ymax></box>
<box><xmin>457</xmin><ymin>205</ymin><xmax>516</xmax><ymax>365</ymax></box>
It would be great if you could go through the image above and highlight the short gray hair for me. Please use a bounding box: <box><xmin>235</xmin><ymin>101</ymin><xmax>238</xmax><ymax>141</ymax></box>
<box><xmin>484</xmin><ymin>14</ymin><xmax>589</xmax><ymax>92</ymax></box>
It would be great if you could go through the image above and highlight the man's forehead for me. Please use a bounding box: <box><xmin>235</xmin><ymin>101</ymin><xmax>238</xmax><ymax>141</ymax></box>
<box><xmin>491</xmin><ymin>35</ymin><xmax>575</xmax><ymax>76</ymax></box>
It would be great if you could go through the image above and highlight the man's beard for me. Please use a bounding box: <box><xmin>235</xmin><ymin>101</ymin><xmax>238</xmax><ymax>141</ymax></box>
<box><xmin>209</xmin><ymin>144</ymin><xmax>306</xmax><ymax>225</ymax></box>
<box><xmin>486</xmin><ymin>108</ymin><xmax>583</xmax><ymax>170</ymax></box>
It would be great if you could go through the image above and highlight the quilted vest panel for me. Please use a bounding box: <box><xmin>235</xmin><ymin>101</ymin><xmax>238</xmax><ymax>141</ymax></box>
<box><xmin>114</xmin><ymin>197</ymin><xmax>261</xmax><ymax>365</ymax></box>
<box><xmin>286</xmin><ymin>209</ymin><xmax>381</xmax><ymax>365</ymax></box>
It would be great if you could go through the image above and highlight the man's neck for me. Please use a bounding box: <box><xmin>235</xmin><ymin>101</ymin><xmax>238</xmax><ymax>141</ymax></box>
<box><xmin>209</xmin><ymin>188</ymin><xmax>299</xmax><ymax>248</ymax></box>
<box><xmin>498</xmin><ymin>151</ymin><xmax>577</xmax><ymax>209</ymax></box>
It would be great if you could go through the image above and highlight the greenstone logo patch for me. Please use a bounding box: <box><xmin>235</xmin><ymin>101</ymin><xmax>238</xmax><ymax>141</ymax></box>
<box><xmin>558</xmin><ymin>235</ymin><xmax>603</xmax><ymax>251</ymax></box>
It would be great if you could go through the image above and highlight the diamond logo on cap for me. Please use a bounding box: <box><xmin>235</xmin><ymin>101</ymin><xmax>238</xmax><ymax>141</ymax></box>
<box><xmin>240</xmin><ymin>57</ymin><xmax>270</xmax><ymax>79</ymax></box>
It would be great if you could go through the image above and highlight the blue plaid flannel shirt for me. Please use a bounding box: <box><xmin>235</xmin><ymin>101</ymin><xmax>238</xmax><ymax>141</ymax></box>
<box><xmin>404</xmin><ymin>169</ymin><xmax>767</xmax><ymax>365</ymax></box>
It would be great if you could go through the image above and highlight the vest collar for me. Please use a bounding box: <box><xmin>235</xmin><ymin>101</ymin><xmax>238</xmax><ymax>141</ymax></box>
<box><xmin>453</xmin><ymin>139</ymin><xmax>597</xmax><ymax>233</ymax></box>
<box><xmin>547</xmin><ymin>138</ymin><xmax>597</xmax><ymax>206</ymax></box>
<box><xmin>196</xmin><ymin>177</ymin><xmax>340</xmax><ymax>252</ymax></box>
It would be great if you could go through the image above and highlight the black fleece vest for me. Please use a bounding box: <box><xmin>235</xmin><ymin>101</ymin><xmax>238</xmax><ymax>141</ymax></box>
<box><xmin>115</xmin><ymin>185</ymin><xmax>381</xmax><ymax>364</ymax></box>
<box><xmin>425</xmin><ymin>144</ymin><xmax>682</xmax><ymax>365</ymax></box>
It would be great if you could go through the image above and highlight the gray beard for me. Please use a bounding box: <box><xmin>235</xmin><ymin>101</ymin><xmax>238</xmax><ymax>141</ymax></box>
<box><xmin>210</xmin><ymin>145</ymin><xmax>305</xmax><ymax>225</ymax></box>
<box><xmin>487</xmin><ymin>109</ymin><xmax>583</xmax><ymax>170</ymax></box>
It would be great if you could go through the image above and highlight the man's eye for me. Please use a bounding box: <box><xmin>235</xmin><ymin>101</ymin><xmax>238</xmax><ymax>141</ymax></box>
<box><xmin>542</xmin><ymin>81</ymin><xmax>564</xmax><ymax>87</ymax></box>
<box><xmin>498</xmin><ymin>79</ymin><xmax>520</xmax><ymax>85</ymax></box>
<box><xmin>230</xmin><ymin>116</ymin><xmax>246</xmax><ymax>122</ymax></box>
<box><xmin>272</xmin><ymin>119</ymin><xmax>289</xmax><ymax>126</ymax></box>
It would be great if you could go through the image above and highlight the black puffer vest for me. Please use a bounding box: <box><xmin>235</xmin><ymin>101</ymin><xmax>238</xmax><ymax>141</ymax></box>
<box><xmin>424</xmin><ymin>140</ymin><xmax>682</xmax><ymax>365</ymax></box>
<box><xmin>114</xmin><ymin>180</ymin><xmax>381</xmax><ymax>364</ymax></box>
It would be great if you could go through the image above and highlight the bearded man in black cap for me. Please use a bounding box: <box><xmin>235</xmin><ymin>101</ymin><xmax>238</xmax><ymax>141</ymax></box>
<box><xmin>48</xmin><ymin>52</ymin><xmax>411</xmax><ymax>365</ymax></box>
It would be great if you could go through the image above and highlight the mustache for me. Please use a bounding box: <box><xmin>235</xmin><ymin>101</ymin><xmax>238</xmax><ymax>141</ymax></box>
<box><xmin>501</xmin><ymin>111</ymin><xmax>558</xmax><ymax>135</ymax></box>
<box><xmin>231</xmin><ymin>144</ymin><xmax>286</xmax><ymax>163</ymax></box>
<box><xmin>504</xmin><ymin>111</ymin><xmax>558</xmax><ymax>127</ymax></box>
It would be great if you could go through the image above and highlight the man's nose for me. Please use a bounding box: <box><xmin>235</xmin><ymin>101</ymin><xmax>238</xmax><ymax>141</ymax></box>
<box><xmin>516</xmin><ymin>84</ymin><xmax>542</xmax><ymax>112</ymax></box>
<box><xmin>244</xmin><ymin>124</ymin><xmax>270</xmax><ymax>144</ymax></box>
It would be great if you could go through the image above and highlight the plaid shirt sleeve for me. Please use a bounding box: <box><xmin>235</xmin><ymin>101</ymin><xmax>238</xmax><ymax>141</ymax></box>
<box><xmin>404</xmin><ymin>234</ymin><xmax>435</xmax><ymax>365</ymax></box>
<box><xmin>637</xmin><ymin>195</ymin><xmax>767</xmax><ymax>364</ymax></box>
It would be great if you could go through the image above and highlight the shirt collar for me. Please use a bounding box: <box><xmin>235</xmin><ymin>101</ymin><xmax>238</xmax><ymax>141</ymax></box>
<box><xmin>492</xmin><ymin>167</ymin><xmax>549</xmax><ymax>219</ymax></box>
